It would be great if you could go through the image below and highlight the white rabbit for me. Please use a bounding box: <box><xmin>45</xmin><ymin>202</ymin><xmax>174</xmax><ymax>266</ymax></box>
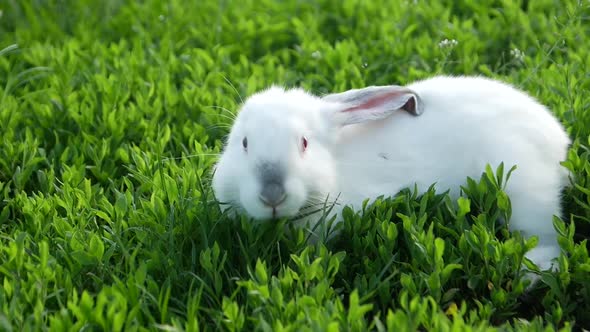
<box><xmin>212</xmin><ymin>75</ymin><xmax>571</xmax><ymax>271</ymax></box>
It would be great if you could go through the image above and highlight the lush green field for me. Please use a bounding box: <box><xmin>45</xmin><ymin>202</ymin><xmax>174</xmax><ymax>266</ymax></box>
<box><xmin>1</xmin><ymin>0</ymin><xmax>590</xmax><ymax>330</ymax></box>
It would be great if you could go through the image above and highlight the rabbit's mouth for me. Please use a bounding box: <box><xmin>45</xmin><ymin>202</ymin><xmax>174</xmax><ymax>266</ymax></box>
<box><xmin>253</xmin><ymin>204</ymin><xmax>301</xmax><ymax>221</ymax></box>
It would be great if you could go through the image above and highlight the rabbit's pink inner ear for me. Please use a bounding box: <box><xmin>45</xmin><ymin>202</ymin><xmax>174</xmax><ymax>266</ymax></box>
<box><xmin>341</xmin><ymin>91</ymin><xmax>403</xmax><ymax>113</ymax></box>
<box><xmin>341</xmin><ymin>90</ymin><xmax>421</xmax><ymax>116</ymax></box>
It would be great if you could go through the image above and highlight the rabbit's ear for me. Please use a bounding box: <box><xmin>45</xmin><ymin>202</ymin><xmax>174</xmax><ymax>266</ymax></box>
<box><xmin>322</xmin><ymin>85</ymin><xmax>423</xmax><ymax>126</ymax></box>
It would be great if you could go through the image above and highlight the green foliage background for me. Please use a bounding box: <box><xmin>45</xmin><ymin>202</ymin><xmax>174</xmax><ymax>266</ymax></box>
<box><xmin>1</xmin><ymin>0</ymin><xmax>590</xmax><ymax>330</ymax></box>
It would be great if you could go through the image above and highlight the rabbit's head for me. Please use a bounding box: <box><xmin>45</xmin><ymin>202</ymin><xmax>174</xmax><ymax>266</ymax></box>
<box><xmin>212</xmin><ymin>85</ymin><xmax>422</xmax><ymax>220</ymax></box>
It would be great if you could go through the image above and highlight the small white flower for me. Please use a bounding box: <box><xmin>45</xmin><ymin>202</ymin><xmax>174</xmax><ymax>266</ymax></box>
<box><xmin>159</xmin><ymin>15</ymin><xmax>166</xmax><ymax>21</ymax></box>
<box><xmin>311</xmin><ymin>50</ymin><xmax>321</xmax><ymax>59</ymax></box>
<box><xmin>510</xmin><ymin>48</ymin><xmax>525</xmax><ymax>62</ymax></box>
<box><xmin>438</xmin><ymin>38</ymin><xmax>458</xmax><ymax>49</ymax></box>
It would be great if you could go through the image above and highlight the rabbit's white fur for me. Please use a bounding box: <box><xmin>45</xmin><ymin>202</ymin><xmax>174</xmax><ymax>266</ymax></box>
<box><xmin>212</xmin><ymin>76</ymin><xmax>570</xmax><ymax>271</ymax></box>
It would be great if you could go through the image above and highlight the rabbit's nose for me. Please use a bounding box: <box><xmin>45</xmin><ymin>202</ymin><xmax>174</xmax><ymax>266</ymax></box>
<box><xmin>259</xmin><ymin>182</ymin><xmax>287</xmax><ymax>207</ymax></box>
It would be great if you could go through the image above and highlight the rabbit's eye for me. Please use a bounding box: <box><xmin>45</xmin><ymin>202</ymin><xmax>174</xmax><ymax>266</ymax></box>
<box><xmin>242</xmin><ymin>137</ymin><xmax>248</xmax><ymax>151</ymax></box>
<box><xmin>301</xmin><ymin>136</ymin><xmax>308</xmax><ymax>151</ymax></box>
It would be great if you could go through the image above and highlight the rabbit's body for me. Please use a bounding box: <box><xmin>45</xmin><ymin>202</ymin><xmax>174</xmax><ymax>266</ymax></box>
<box><xmin>212</xmin><ymin>76</ymin><xmax>570</xmax><ymax>270</ymax></box>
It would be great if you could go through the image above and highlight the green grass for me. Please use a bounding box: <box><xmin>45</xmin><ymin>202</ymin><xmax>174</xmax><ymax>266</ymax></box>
<box><xmin>1</xmin><ymin>0</ymin><xmax>590</xmax><ymax>330</ymax></box>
